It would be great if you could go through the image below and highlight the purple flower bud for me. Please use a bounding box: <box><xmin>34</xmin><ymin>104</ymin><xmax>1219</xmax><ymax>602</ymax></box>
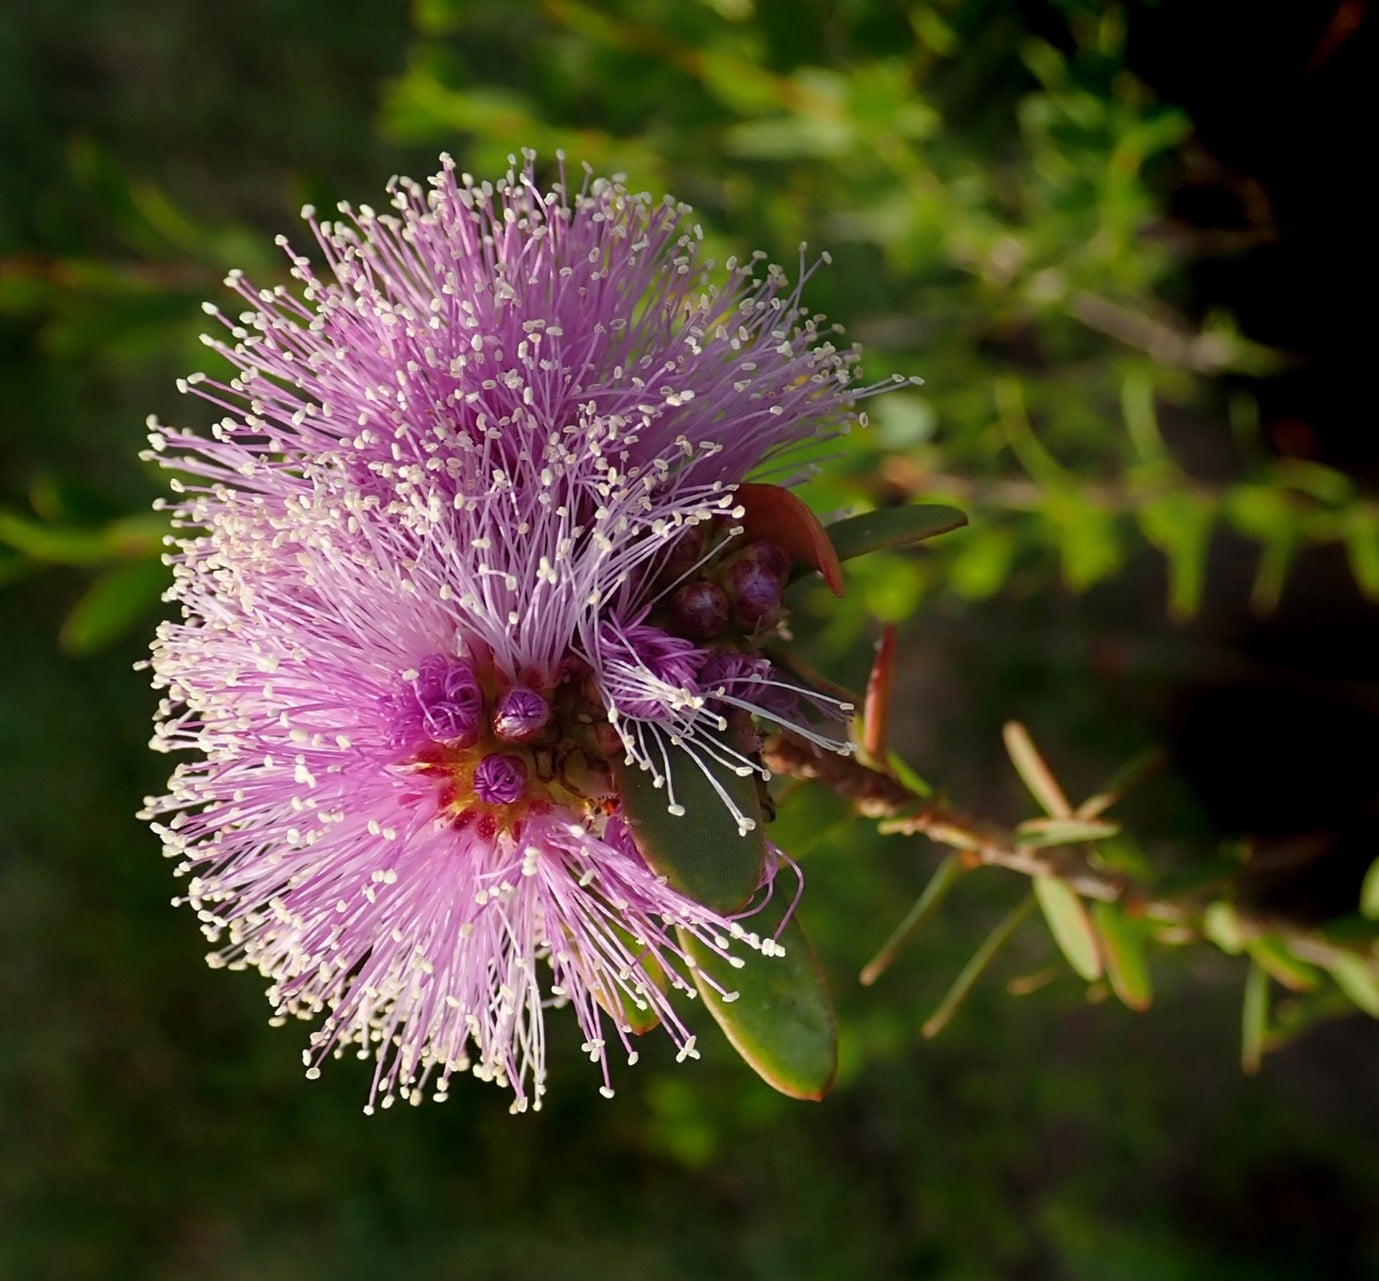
<box><xmin>723</xmin><ymin>552</ymin><xmax>784</xmax><ymax>630</ymax></box>
<box><xmin>385</xmin><ymin>654</ymin><xmax>483</xmax><ymax>748</ymax></box>
<box><xmin>473</xmin><ymin>753</ymin><xmax>528</xmax><ymax>806</ymax></box>
<box><xmin>670</xmin><ymin>580</ymin><xmax>730</xmax><ymax>640</ymax></box>
<box><xmin>742</xmin><ymin>539</ymin><xmax>791</xmax><ymax>580</ymax></box>
<box><xmin>661</xmin><ymin>521</ymin><xmax>707</xmax><ymax>578</ymax></box>
<box><xmin>492</xmin><ymin>686</ymin><xmax>551</xmax><ymax>743</ymax></box>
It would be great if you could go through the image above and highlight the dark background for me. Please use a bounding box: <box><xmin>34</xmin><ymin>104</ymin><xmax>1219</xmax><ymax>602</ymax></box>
<box><xmin>2</xmin><ymin>2</ymin><xmax>1376</xmax><ymax>1277</ymax></box>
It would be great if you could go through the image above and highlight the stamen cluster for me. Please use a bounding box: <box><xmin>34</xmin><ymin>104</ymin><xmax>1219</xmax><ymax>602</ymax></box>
<box><xmin>140</xmin><ymin>152</ymin><xmax>881</xmax><ymax>1110</ymax></box>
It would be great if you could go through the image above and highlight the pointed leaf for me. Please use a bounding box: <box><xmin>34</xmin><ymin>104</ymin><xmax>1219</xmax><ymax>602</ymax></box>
<box><xmin>1016</xmin><ymin>817</ymin><xmax>1120</xmax><ymax>847</ymax></box>
<box><xmin>735</xmin><ymin>483</ymin><xmax>844</xmax><ymax>596</ymax></box>
<box><xmin>861</xmin><ymin>854</ymin><xmax>967</xmax><ymax>987</ymax></box>
<box><xmin>1246</xmin><ymin>937</ymin><xmax>1320</xmax><ymax>993</ymax></box>
<box><xmin>614</xmin><ymin>733</ymin><xmax>766</xmax><ymax>914</ymax></box>
<box><xmin>679</xmin><ymin>890</ymin><xmax>836</xmax><ymax>1100</ymax></box>
<box><xmin>1034</xmin><ymin>876</ymin><xmax>1102</xmax><ymax>981</ymax></box>
<box><xmin>923</xmin><ymin>895</ymin><xmax>1034</xmax><ymax>1038</ymax></box>
<box><xmin>1092</xmin><ymin>902</ymin><xmax>1153</xmax><ymax>1011</ymax></box>
<box><xmin>822</xmin><ymin>504</ymin><xmax>967</xmax><ymax>566</ymax></box>
<box><xmin>1003</xmin><ymin>722</ymin><xmax>1072</xmax><ymax>818</ymax></box>
<box><xmin>1325</xmin><ymin>953</ymin><xmax>1379</xmax><ymax>1017</ymax></box>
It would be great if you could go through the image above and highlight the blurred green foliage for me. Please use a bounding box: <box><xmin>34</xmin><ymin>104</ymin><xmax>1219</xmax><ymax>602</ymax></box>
<box><xmin>2</xmin><ymin>1</ymin><xmax>1377</xmax><ymax>1278</ymax></box>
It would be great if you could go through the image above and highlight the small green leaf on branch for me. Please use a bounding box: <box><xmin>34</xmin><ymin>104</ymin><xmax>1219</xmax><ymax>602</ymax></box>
<box><xmin>1003</xmin><ymin>722</ymin><xmax>1072</xmax><ymax>818</ymax></box>
<box><xmin>1092</xmin><ymin>902</ymin><xmax>1153</xmax><ymax>1011</ymax></box>
<box><xmin>821</xmin><ymin>504</ymin><xmax>967</xmax><ymax>566</ymax></box>
<box><xmin>1034</xmin><ymin>876</ymin><xmax>1102</xmax><ymax>981</ymax></box>
<box><xmin>923</xmin><ymin>896</ymin><xmax>1035</xmax><ymax>1039</ymax></box>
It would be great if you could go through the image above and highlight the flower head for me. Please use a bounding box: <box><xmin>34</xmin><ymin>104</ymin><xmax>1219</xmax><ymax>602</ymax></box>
<box><xmin>142</xmin><ymin>153</ymin><xmax>876</xmax><ymax>1110</ymax></box>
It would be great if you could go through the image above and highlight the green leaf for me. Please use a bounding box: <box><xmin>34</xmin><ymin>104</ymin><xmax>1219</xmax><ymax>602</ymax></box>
<box><xmin>613</xmin><ymin>733</ymin><xmax>766</xmax><ymax>914</ymax></box>
<box><xmin>1360</xmin><ymin>857</ymin><xmax>1379</xmax><ymax>920</ymax></box>
<box><xmin>1092</xmin><ymin>902</ymin><xmax>1153</xmax><ymax>1011</ymax></box>
<box><xmin>1034</xmin><ymin>877</ymin><xmax>1102</xmax><ymax>981</ymax></box>
<box><xmin>1246</xmin><ymin>937</ymin><xmax>1320</xmax><ymax>993</ymax></box>
<box><xmin>1202</xmin><ymin>901</ymin><xmax>1245</xmax><ymax>955</ymax></box>
<box><xmin>1325</xmin><ymin>954</ymin><xmax>1379</xmax><ymax>1018</ymax></box>
<box><xmin>821</xmin><ymin>504</ymin><xmax>967</xmax><ymax>566</ymax></box>
<box><xmin>923</xmin><ymin>895</ymin><xmax>1035</xmax><ymax>1038</ymax></box>
<box><xmin>679</xmin><ymin>890</ymin><xmax>836</xmax><ymax>1100</ymax></box>
<box><xmin>1016</xmin><ymin>817</ymin><xmax>1120</xmax><ymax>847</ymax></box>
<box><xmin>861</xmin><ymin>854</ymin><xmax>967</xmax><ymax>987</ymax></box>
<box><xmin>1003</xmin><ymin>721</ymin><xmax>1072</xmax><ymax>818</ymax></box>
<box><xmin>59</xmin><ymin>557</ymin><xmax>170</xmax><ymax>654</ymax></box>
<box><xmin>1241</xmin><ymin>961</ymin><xmax>1269</xmax><ymax>1074</ymax></box>
<box><xmin>589</xmin><ymin>924</ymin><xmax>667</xmax><ymax>1036</ymax></box>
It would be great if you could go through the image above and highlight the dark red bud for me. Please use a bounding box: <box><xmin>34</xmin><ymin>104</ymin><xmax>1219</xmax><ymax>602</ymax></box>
<box><xmin>670</xmin><ymin>580</ymin><xmax>730</xmax><ymax>639</ymax></box>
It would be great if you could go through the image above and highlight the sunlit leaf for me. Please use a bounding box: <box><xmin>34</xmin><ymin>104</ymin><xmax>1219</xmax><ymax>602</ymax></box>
<box><xmin>1092</xmin><ymin>902</ymin><xmax>1153</xmax><ymax>1011</ymax></box>
<box><xmin>822</xmin><ymin>504</ymin><xmax>967</xmax><ymax>566</ymax></box>
<box><xmin>1034</xmin><ymin>877</ymin><xmax>1102</xmax><ymax>981</ymax></box>
<box><xmin>1246</xmin><ymin>937</ymin><xmax>1320</xmax><ymax>994</ymax></box>
<box><xmin>1016</xmin><ymin>817</ymin><xmax>1119</xmax><ymax>847</ymax></box>
<box><xmin>1325</xmin><ymin>954</ymin><xmax>1379</xmax><ymax>1018</ymax></box>
<box><xmin>1003</xmin><ymin>721</ymin><xmax>1072</xmax><ymax>818</ymax></box>
<box><xmin>1202</xmin><ymin>901</ymin><xmax>1245</xmax><ymax>955</ymax></box>
<box><xmin>614</xmin><ymin>734</ymin><xmax>766</xmax><ymax>914</ymax></box>
<box><xmin>1360</xmin><ymin>857</ymin><xmax>1379</xmax><ymax>920</ymax></box>
<box><xmin>679</xmin><ymin>890</ymin><xmax>836</xmax><ymax>1100</ymax></box>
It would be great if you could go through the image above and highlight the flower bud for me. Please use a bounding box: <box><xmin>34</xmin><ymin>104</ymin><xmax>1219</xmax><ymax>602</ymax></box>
<box><xmin>670</xmin><ymin>580</ymin><xmax>730</xmax><ymax>639</ymax></box>
<box><xmin>473</xmin><ymin>753</ymin><xmax>528</xmax><ymax>806</ymax></box>
<box><xmin>661</xmin><ymin>521</ymin><xmax>708</xmax><ymax>579</ymax></box>
<box><xmin>387</xmin><ymin>654</ymin><xmax>483</xmax><ymax>748</ymax></box>
<box><xmin>723</xmin><ymin>542</ymin><xmax>787</xmax><ymax>630</ymax></box>
<box><xmin>492</xmin><ymin>687</ymin><xmax>551</xmax><ymax>744</ymax></box>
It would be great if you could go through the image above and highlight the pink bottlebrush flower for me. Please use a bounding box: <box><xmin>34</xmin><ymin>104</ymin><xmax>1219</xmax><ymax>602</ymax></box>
<box><xmin>141</xmin><ymin>153</ymin><xmax>875</xmax><ymax>1111</ymax></box>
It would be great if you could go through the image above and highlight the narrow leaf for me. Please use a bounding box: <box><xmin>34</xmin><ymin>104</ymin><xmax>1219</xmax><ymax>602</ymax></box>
<box><xmin>614</xmin><ymin>733</ymin><xmax>766</xmax><ymax>914</ymax></box>
<box><xmin>1325</xmin><ymin>954</ymin><xmax>1379</xmax><ymax>1017</ymax></box>
<box><xmin>923</xmin><ymin>896</ymin><xmax>1034</xmax><ymax>1038</ymax></box>
<box><xmin>1246</xmin><ymin>937</ymin><xmax>1320</xmax><ymax>993</ymax></box>
<box><xmin>1075</xmin><ymin>748</ymin><xmax>1166</xmax><ymax>821</ymax></box>
<box><xmin>735</xmin><ymin>482</ymin><xmax>844</xmax><ymax>596</ymax></box>
<box><xmin>1241</xmin><ymin>961</ymin><xmax>1269</xmax><ymax>1074</ymax></box>
<box><xmin>822</xmin><ymin>504</ymin><xmax>967</xmax><ymax>566</ymax></box>
<box><xmin>860</xmin><ymin>854</ymin><xmax>967</xmax><ymax>987</ymax></box>
<box><xmin>1092</xmin><ymin>902</ymin><xmax>1153</xmax><ymax>1011</ymax></box>
<box><xmin>1016</xmin><ymin>817</ymin><xmax>1120</xmax><ymax>847</ymax></box>
<box><xmin>1003</xmin><ymin>722</ymin><xmax>1072</xmax><ymax>818</ymax></box>
<box><xmin>680</xmin><ymin>891</ymin><xmax>836</xmax><ymax>1100</ymax></box>
<box><xmin>1034</xmin><ymin>877</ymin><xmax>1102</xmax><ymax>981</ymax></box>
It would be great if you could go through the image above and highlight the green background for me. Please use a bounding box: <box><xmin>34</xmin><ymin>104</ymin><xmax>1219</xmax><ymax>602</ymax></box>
<box><xmin>2</xmin><ymin>2</ymin><xmax>1376</xmax><ymax>1277</ymax></box>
